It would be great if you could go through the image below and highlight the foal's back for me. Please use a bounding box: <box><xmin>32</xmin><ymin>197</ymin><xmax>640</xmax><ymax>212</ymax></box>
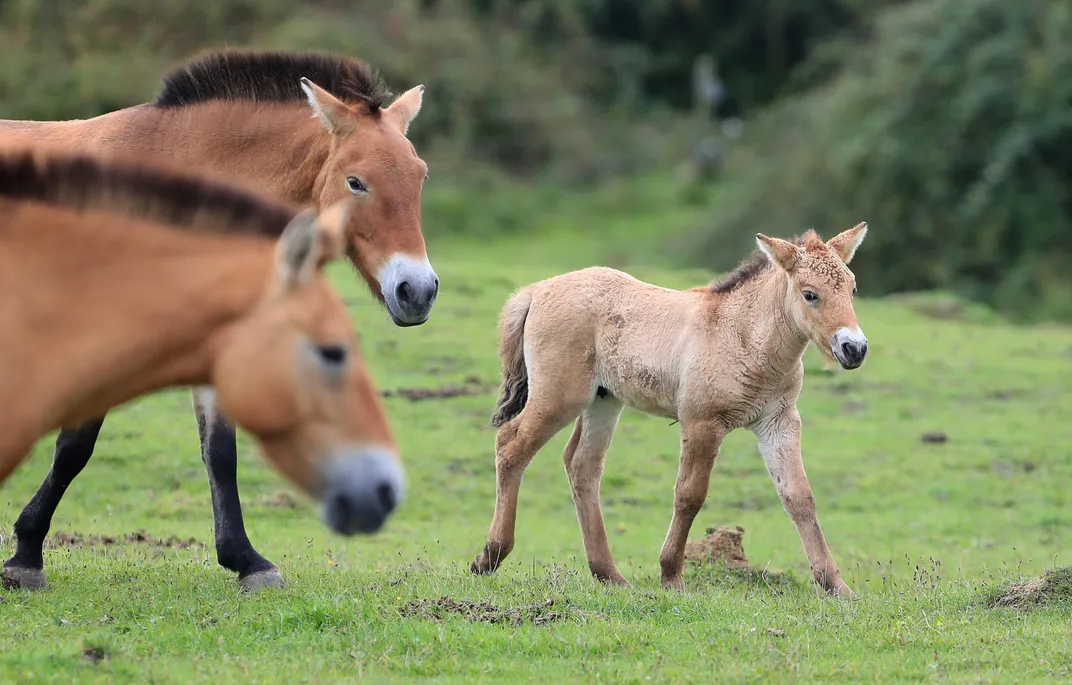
<box><xmin>520</xmin><ymin>266</ymin><xmax>701</xmax><ymax>418</ymax></box>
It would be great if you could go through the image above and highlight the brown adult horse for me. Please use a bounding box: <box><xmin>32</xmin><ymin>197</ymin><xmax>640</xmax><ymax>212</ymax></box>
<box><xmin>0</xmin><ymin>149</ymin><xmax>404</xmax><ymax>590</ymax></box>
<box><xmin>0</xmin><ymin>50</ymin><xmax>436</xmax><ymax>590</ymax></box>
<box><xmin>471</xmin><ymin>225</ymin><xmax>870</xmax><ymax>597</ymax></box>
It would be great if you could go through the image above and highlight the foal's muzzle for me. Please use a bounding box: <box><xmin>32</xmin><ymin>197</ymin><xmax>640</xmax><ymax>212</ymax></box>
<box><xmin>831</xmin><ymin>327</ymin><xmax>868</xmax><ymax>370</ymax></box>
<box><xmin>319</xmin><ymin>446</ymin><xmax>405</xmax><ymax>535</ymax></box>
<box><xmin>378</xmin><ymin>254</ymin><xmax>439</xmax><ymax>327</ymax></box>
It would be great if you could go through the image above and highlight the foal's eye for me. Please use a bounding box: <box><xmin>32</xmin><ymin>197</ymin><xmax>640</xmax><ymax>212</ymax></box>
<box><xmin>315</xmin><ymin>344</ymin><xmax>348</xmax><ymax>367</ymax></box>
<box><xmin>345</xmin><ymin>177</ymin><xmax>368</xmax><ymax>195</ymax></box>
<box><xmin>802</xmin><ymin>290</ymin><xmax>819</xmax><ymax>303</ymax></box>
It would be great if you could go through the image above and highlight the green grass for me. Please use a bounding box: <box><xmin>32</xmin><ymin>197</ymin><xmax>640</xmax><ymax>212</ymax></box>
<box><xmin>3</xmin><ymin>182</ymin><xmax>1072</xmax><ymax>683</ymax></box>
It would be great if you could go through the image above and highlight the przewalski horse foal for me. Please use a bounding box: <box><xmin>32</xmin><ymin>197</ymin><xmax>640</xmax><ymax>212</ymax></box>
<box><xmin>0</xmin><ymin>50</ymin><xmax>435</xmax><ymax>589</ymax></box>
<box><xmin>471</xmin><ymin>224</ymin><xmax>870</xmax><ymax>597</ymax></box>
<box><xmin>0</xmin><ymin>150</ymin><xmax>403</xmax><ymax>591</ymax></box>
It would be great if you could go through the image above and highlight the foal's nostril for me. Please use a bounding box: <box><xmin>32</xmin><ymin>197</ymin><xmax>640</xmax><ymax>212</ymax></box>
<box><xmin>860</xmin><ymin>342</ymin><xmax>868</xmax><ymax>359</ymax></box>
<box><xmin>376</xmin><ymin>482</ymin><xmax>397</xmax><ymax>515</ymax></box>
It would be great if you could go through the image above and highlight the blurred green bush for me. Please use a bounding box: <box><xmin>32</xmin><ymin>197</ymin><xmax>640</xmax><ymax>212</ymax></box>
<box><xmin>685</xmin><ymin>0</ymin><xmax>1072</xmax><ymax>322</ymax></box>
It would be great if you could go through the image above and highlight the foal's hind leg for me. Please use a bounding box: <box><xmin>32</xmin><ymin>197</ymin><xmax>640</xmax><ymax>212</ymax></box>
<box><xmin>192</xmin><ymin>388</ymin><xmax>283</xmax><ymax>590</ymax></box>
<box><xmin>3</xmin><ymin>419</ymin><xmax>106</xmax><ymax>590</ymax></box>
<box><xmin>471</xmin><ymin>390</ymin><xmax>591</xmax><ymax>576</ymax></box>
<box><xmin>562</xmin><ymin>398</ymin><xmax>627</xmax><ymax>585</ymax></box>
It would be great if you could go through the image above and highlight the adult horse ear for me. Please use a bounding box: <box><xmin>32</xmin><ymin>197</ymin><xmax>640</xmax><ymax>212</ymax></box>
<box><xmin>275</xmin><ymin>208</ymin><xmax>322</xmax><ymax>291</ymax></box>
<box><xmin>756</xmin><ymin>233</ymin><xmax>801</xmax><ymax>272</ymax></box>
<box><xmin>384</xmin><ymin>84</ymin><xmax>424</xmax><ymax>135</ymax></box>
<box><xmin>826</xmin><ymin>222</ymin><xmax>868</xmax><ymax>264</ymax></box>
<box><xmin>300</xmin><ymin>77</ymin><xmax>355</xmax><ymax>136</ymax></box>
<box><xmin>313</xmin><ymin>199</ymin><xmax>356</xmax><ymax>266</ymax></box>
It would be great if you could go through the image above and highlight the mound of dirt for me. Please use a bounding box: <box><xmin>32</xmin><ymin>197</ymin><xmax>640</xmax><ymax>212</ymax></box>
<box><xmin>989</xmin><ymin>567</ymin><xmax>1072</xmax><ymax>609</ymax></box>
<box><xmin>399</xmin><ymin>597</ymin><xmax>570</xmax><ymax>626</ymax></box>
<box><xmin>685</xmin><ymin>525</ymin><xmax>750</xmax><ymax>569</ymax></box>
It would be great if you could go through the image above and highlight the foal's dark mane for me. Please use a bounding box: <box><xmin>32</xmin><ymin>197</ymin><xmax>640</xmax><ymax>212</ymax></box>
<box><xmin>154</xmin><ymin>50</ymin><xmax>390</xmax><ymax>113</ymax></box>
<box><xmin>0</xmin><ymin>149</ymin><xmax>296</xmax><ymax>236</ymax></box>
<box><xmin>710</xmin><ymin>233</ymin><xmax>812</xmax><ymax>294</ymax></box>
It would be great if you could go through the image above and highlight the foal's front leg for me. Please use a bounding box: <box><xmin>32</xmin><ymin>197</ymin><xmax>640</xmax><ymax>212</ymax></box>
<box><xmin>659</xmin><ymin>419</ymin><xmax>725</xmax><ymax>590</ymax></box>
<box><xmin>192</xmin><ymin>388</ymin><xmax>283</xmax><ymax>590</ymax></box>
<box><xmin>753</xmin><ymin>408</ymin><xmax>853</xmax><ymax>597</ymax></box>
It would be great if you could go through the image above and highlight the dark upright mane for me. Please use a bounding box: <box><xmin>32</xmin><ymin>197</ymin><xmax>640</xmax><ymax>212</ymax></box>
<box><xmin>0</xmin><ymin>149</ymin><xmax>297</xmax><ymax>237</ymax></box>
<box><xmin>710</xmin><ymin>233</ymin><xmax>811</xmax><ymax>294</ymax></box>
<box><xmin>154</xmin><ymin>50</ymin><xmax>390</xmax><ymax>113</ymax></box>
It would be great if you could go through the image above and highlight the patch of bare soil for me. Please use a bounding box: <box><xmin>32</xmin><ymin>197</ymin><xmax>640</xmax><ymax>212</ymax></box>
<box><xmin>399</xmin><ymin>597</ymin><xmax>571</xmax><ymax>626</ymax></box>
<box><xmin>382</xmin><ymin>375</ymin><xmax>493</xmax><ymax>402</ymax></box>
<box><xmin>44</xmin><ymin>529</ymin><xmax>205</xmax><ymax>551</ymax></box>
<box><xmin>82</xmin><ymin>646</ymin><xmax>107</xmax><ymax>664</ymax></box>
<box><xmin>256</xmin><ymin>491</ymin><xmax>301</xmax><ymax>508</ymax></box>
<box><xmin>989</xmin><ymin>567</ymin><xmax>1072</xmax><ymax>609</ymax></box>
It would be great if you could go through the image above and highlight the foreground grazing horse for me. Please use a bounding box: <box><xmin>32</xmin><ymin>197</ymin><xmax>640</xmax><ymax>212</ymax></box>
<box><xmin>471</xmin><ymin>224</ymin><xmax>870</xmax><ymax>597</ymax></box>
<box><xmin>0</xmin><ymin>50</ymin><xmax>434</xmax><ymax>589</ymax></box>
<box><xmin>0</xmin><ymin>150</ymin><xmax>404</xmax><ymax>586</ymax></box>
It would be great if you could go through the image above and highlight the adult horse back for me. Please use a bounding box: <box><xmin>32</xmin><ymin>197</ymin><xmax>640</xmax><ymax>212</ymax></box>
<box><xmin>0</xmin><ymin>50</ymin><xmax>437</xmax><ymax>591</ymax></box>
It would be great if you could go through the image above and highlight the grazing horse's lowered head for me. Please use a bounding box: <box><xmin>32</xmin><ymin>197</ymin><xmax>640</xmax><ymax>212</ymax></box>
<box><xmin>215</xmin><ymin>202</ymin><xmax>405</xmax><ymax>535</ymax></box>
<box><xmin>755</xmin><ymin>222</ymin><xmax>869</xmax><ymax>370</ymax></box>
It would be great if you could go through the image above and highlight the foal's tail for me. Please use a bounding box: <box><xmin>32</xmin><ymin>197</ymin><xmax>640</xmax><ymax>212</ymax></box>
<box><xmin>490</xmin><ymin>288</ymin><xmax>532</xmax><ymax>428</ymax></box>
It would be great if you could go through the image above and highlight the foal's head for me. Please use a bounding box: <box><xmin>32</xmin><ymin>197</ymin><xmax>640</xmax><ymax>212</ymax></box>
<box><xmin>756</xmin><ymin>223</ymin><xmax>869</xmax><ymax>370</ymax></box>
<box><xmin>214</xmin><ymin>201</ymin><xmax>403</xmax><ymax>535</ymax></box>
<box><xmin>301</xmin><ymin>77</ymin><xmax>438</xmax><ymax>328</ymax></box>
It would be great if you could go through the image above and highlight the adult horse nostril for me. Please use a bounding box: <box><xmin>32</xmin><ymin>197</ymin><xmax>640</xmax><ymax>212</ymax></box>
<box><xmin>395</xmin><ymin>280</ymin><xmax>413</xmax><ymax>306</ymax></box>
<box><xmin>841</xmin><ymin>341</ymin><xmax>854</xmax><ymax>360</ymax></box>
<box><xmin>376</xmin><ymin>482</ymin><xmax>397</xmax><ymax>515</ymax></box>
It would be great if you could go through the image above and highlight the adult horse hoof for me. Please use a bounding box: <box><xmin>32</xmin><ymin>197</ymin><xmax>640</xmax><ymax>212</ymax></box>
<box><xmin>2</xmin><ymin>567</ymin><xmax>48</xmax><ymax>591</ymax></box>
<box><xmin>238</xmin><ymin>567</ymin><xmax>286</xmax><ymax>591</ymax></box>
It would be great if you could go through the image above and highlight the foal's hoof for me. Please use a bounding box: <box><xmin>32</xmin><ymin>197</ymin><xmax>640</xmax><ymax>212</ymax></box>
<box><xmin>470</xmin><ymin>554</ymin><xmax>497</xmax><ymax>576</ymax></box>
<box><xmin>238</xmin><ymin>567</ymin><xmax>286</xmax><ymax>591</ymax></box>
<box><xmin>1</xmin><ymin>566</ymin><xmax>48</xmax><ymax>591</ymax></box>
<box><xmin>661</xmin><ymin>575</ymin><xmax>686</xmax><ymax>592</ymax></box>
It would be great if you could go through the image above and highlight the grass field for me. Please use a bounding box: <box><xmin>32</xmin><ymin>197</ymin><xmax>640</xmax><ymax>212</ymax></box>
<box><xmin>2</xmin><ymin>181</ymin><xmax>1072</xmax><ymax>683</ymax></box>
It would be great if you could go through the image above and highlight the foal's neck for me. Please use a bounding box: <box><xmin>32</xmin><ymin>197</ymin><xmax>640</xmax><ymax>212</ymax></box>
<box><xmin>721</xmin><ymin>269</ymin><xmax>810</xmax><ymax>379</ymax></box>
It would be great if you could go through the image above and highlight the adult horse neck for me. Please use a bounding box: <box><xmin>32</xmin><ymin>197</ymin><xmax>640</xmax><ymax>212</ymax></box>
<box><xmin>0</xmin><ymin>50</ymin><xmax>435</xmax><ymax>591</ymax></box>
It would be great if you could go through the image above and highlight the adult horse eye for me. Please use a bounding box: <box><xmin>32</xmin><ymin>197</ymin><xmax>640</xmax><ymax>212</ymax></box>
<box><xmin>316</xmin><ymin>344</ymin><xmax>348</xmax><ymax>366</ymax></box>
<box><xmin>802</xmin><ymin>290</ymin><xmax>819</xmax><ymax>303</ymax></box>
<box><xmin>345</xmin><ymin>177</ymin><xmax>367</xmax><ymax>195</ymax></box>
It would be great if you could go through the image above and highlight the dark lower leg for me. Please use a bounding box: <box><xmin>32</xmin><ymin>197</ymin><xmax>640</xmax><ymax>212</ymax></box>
<box><xmin>6</xmin><ymin>420</ymin><xmax>104</xmax><ymax>568</ymax></box>
<box><xmin>193</xmin><ymin>390</ymin><xmax>278</xmax><ymax>584</ymax></box>
<box><xmin>3</xmin><ymin>419</ymin><xmax>105</xmax><ymax>587</ymax></box>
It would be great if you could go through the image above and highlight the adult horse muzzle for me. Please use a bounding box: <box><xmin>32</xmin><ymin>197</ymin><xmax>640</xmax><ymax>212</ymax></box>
<box><xmin>319</xmin><ymin>445</ymin><xmax>405</xmax><ymax>535</ymax></box>
<box><xmin>378</xmin><ymin>254</ymin><xmax>439</xmax><ymax>326</ymax></box>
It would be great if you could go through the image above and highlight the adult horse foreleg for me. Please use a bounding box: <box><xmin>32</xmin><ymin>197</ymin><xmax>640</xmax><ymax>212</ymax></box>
<box><xmin>659</xmin><ymin>419</ymin><xmax>725</xmax><ymax>591</ymax></box>
<box><xmin>753</xmin><ymin>408</ymin><xmax>853</xmax><ymax>597</ymax></box>
<box><xmin>3</xmin><ymin>418</ymin><xmax>106</xmax><ymax>589</ymax></box>
<box><xmin>192</xmin><ymin>387</ymin><xmax>284</xmax><ymax>590</ymax></box>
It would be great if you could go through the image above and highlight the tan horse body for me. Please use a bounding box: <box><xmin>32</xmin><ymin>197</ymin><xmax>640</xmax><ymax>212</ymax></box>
<box><xmin>0</xmin><ymin>51</ymin><xmax>433</xmax><ymax>590</ymax></box>
<box><xmin>471</xmin><ymin>225</ymin><xmax>869</xmax><ymax>596</ymax></box>
<box><xmin>0</xmin><ymin>150</ymin><xmax>403</xmax><ymax>573</ymax></box>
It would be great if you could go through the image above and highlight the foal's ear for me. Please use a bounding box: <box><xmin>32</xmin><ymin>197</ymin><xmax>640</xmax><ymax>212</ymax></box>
<box><xmin>300</xmin><ymin>77</ymin><xmax>355</xmax><ymax>136</ymax></box>
<box><xmin>276</xmin><ymin>208</ymin><xmax>322</xmax><ymax>291</ymax></box>
<box><xmin>756</xmin><ymin>233</ymin><xmax>801</xmax><ymax>272</ymax></box>
<box><xmin>826</xmin><ymin>222</ymin><xmax>868</xmax><ymax>264</ymax></box>
<box><xmin>383</xmin><ymin>84</ymin><xmax>424</xmax><ymax>135</ymax></box>
<box><xmin>313</xmin><ymin>199</ymin><xmax>356</xmax><ymax>266</ymax></box>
